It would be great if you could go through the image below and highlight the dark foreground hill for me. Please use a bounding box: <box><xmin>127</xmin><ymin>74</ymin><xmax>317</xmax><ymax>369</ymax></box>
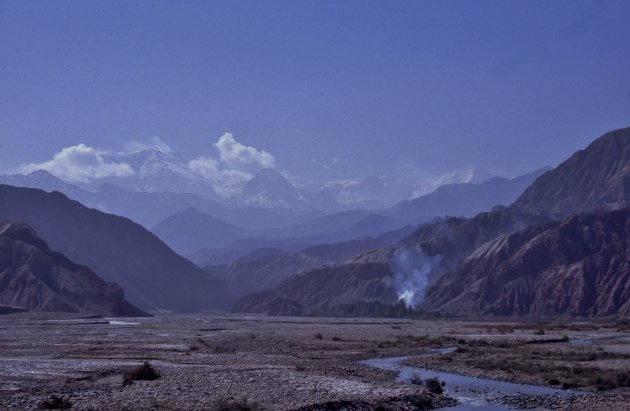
<box><xmin>423</xmin><ymin>208</ymin><xmax>630</xmax><ymax>317</ymax></box>
<box><xmin>0</xmin><ymin>220</ymin><xmax>144</xmax><ymax>316</ymax></box>
<box><xmin>0</xmin><ymin>184</ymin><xmax>233</xmax><ymax>312</ymax></box>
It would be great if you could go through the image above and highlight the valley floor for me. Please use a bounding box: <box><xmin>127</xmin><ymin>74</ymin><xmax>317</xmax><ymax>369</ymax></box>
<box><xmin>0</xmin><ymin>313</ymin><xmax>629</xmax><ymax>410</ymax></box>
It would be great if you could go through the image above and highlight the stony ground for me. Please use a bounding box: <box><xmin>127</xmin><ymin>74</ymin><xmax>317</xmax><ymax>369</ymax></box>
<box><xmin>0</xmin><ymin>313</ymin><xmax>628</xmax><ymax>410</ymax></box>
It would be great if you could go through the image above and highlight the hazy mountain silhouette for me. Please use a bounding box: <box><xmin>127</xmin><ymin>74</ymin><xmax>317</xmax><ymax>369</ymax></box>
<box><xmin>388</xmin><ymin>167</ymin><xmax>550</xmax><ymax>219</ymax></box>
<box><xmin>0</xmin><ymin>184</ymin><xmax>233</xmax><ymax>312</ymax></box>
<box><xmin>152</xmin><ymin>207</ymin><xmax>252</xmax><ymax>254</ymax></box>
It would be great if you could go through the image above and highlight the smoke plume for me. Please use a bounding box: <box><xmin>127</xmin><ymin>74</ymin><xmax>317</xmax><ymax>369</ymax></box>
<box><xmin>389</xmin><ymin>248</ymin><xmax>441</xmax><ymax>308</ymax></box>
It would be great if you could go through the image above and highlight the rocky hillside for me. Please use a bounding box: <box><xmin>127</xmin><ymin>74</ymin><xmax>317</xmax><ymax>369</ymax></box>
<box><xmin>0</xmin><ymin>220</ymin><xmax>144</xmax><ymax>316</ymax></box>
<box><xmin>0</xmin><ymin>184</ymin><xmax>233</xmax><ymax>312</ymax></box>
<box><xmin>232</xmin><ymin>263</ymin><xmax>396</xmax><ymax>315</ymax></box>
<box><xmin>513</xmin><ymin>128</ymin><xmax>630</xmax><ymax>217</ymax></box>
<box><xmin>205</xmin><ymin>251</ymin><xmax>326</xmax><ymax>298</ymax></box>
<box><xmin>201</xmin><ymin>225</ymin><xmax>417</xmax><ymax>300</ymax></box>
<box><xmin>423</xmin><ymin>207</ymin><xmax>630</xmax><ymax>317</ymax></box>
<box><xmin>234</xmin><ymin>208</ymin><xmax>549</xmax><ymax>315</ymax></box>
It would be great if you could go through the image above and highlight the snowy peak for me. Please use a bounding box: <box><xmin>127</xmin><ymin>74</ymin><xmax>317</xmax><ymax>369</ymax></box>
<box><xmin>96</xmin><ymin>147</ymin><xmax>220</xmax><ymax>200</ymax></box>
<box><xmin>234</xmin><ymin>169</ymin><xmax>313</xmax><ymax>212</ymax></box>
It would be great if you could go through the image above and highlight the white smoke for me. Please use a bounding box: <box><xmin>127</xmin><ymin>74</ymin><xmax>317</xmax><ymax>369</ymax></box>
<box><xmin>390</xmin><ymin>248</ymin><xmax>441</xmax><ymax>308</ymax></box>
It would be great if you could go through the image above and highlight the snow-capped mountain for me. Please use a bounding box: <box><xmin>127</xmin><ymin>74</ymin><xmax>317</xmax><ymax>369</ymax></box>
<box><xmin>316</xmin><ymin>176</ymin><xmax>413</xmax><ymax>210</ymax></box>
<box><xmin>96</xmin><ymin>146</ymin><xmax>221</xmax><ymax>201</ymax></box>
<box><xmin>231</xmin><ymin>168</ymin><xmax>333</xmax><ymax>214</ymax></box>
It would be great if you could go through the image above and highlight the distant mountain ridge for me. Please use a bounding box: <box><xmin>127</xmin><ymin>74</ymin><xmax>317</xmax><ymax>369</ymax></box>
<box><xmin>200</xmin><ymin>224</ymin><xmax>417</xmax><ymax>299</ymax></box>
<box><xmin>152</xmin><ymin>207</ymin><xmax>252</xmax><ymax>254</ymax></box>
<box><xmin>388</xmin><ymin>167</ymin><xmax>550</xmax><ymax>219</ymax></box>
<box><xmin>4</xmin><ymin>143</ymin><xmax>542</xmax><ymax>231</ymax></box>
<box><xmin>163</xmin><ymin>167</ymin><xmax>545</xmax><ymax>263</ymax></box>
<box><xmin>0</xmin><ymin>170</ymin><xmax>298</xmax><ymax>230</ymax></box>
<box><xmin>0</xmin><ymin>220</ymin><xmax>144</xmax><ymax>316</ymax></box>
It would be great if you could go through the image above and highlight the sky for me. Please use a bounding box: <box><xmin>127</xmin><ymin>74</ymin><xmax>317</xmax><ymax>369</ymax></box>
<box><xmin>1</xmin><ymin>0</ymin><xmax>629</xmax><ymax>184</ymax></box>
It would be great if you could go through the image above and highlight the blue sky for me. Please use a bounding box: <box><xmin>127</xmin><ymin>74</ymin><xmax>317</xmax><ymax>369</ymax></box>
<box><xmin>1</xmin><ymin>0</ymin><xmax>629</xmax><ymax>182</ymax></box>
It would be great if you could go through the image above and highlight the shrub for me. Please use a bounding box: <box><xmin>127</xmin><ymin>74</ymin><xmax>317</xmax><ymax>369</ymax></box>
<box><xmin>332</xmin><ymin>336</ymin><xmax>342</xmax><ymax>341</ymax></box>
<box><xmin>40</xmin><ymin>396</ymin><xmax>72</xmax><ymax>410</ymax></box>
<box><xmin>314</xmin><ymin>333</ymin><xmax>323</xmax><ymax>340</ymax></box>
<box><xmin>196</xmin><ymin>337</ymin><xmax>211</xmax><ymax>348</ymax></box>
<box><xmin>534</xmin><ymin>328</ymin><xmax>545</xmax><ymax>335</ymax></box>
<box><xmin>404</xmin><ymin>394</ymin><xmax>433</xmax><ymax>409</ymax></box>
<box><xmin>123</xmin><ymin>361</ymin><xmax>161</xmax><ymax>386</ymax></box>
<box><xmin>410</xmin><ymin>373</ymin><xmax>423</xmax><ymax>385</ymax></box>
<box><xmin>425</xmin><ymin>377</ymin><xmax>444</xmax><ymax>394</ymax></box>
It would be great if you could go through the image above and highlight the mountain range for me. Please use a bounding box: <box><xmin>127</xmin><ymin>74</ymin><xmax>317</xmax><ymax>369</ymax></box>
<box><xmin>2</xmin><ymin>144</ymin><xmax>533</xmax><ymax>229</ymax></box>
<box><xmin>153</xmin><ymin>167</ymin><xmax>545</xmax><ymax>261</ymax></box>
<box><xmin>4</xmin><ymin>127</ymin><xmax>629</xmax><ymax>318</ymax></box>
<box><xmin>202</xmin><ymin>225</ymin><xmax>417</xmax><ymax>299</ymax></box>
<box><xmin>235</xmin><ymin>127</ymin><xmax>630</xmax><ymax>318</ymax></box>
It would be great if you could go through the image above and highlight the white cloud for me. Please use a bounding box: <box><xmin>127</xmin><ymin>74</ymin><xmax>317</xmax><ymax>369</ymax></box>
<box><xmin>20</xmin><ymin>144</ymin><xmax>135</xmax><ymax>183</ymax></box>
<box><xmin>214</xmin><ymin>133</ymin><xmax>275</xmax><ymax>171</ymax></box>
<box><xmin>188</xmin><ymin>156</ymin><xmax>221</xmax><ymax>179</ymax></box>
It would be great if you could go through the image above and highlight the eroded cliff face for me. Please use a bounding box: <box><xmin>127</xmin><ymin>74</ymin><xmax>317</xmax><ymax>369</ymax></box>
<box><xmin>0</xmin><ymin>220</ymin><xmax>145</xmax><ymax>316</ymax></box>
<box><xmin>513</xmin><ymin>128</ymin><xmax>630</xmax><ymax>218</ymax></box>
<box><xmin>423</xmin><ymin>208</ymin><xmax>630</xmax><ymax>317</ymax></box>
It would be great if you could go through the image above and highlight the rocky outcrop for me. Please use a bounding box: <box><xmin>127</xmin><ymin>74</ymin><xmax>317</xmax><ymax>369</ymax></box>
<box><xmin>423</xmin><ymin>208</ymin><xmax>630</xmax><ymax>317</ymax></box>
<box><xmin>0</xmin><ymin>220</ymin><xmax>144</xmax><ymax>316</ymax></box>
